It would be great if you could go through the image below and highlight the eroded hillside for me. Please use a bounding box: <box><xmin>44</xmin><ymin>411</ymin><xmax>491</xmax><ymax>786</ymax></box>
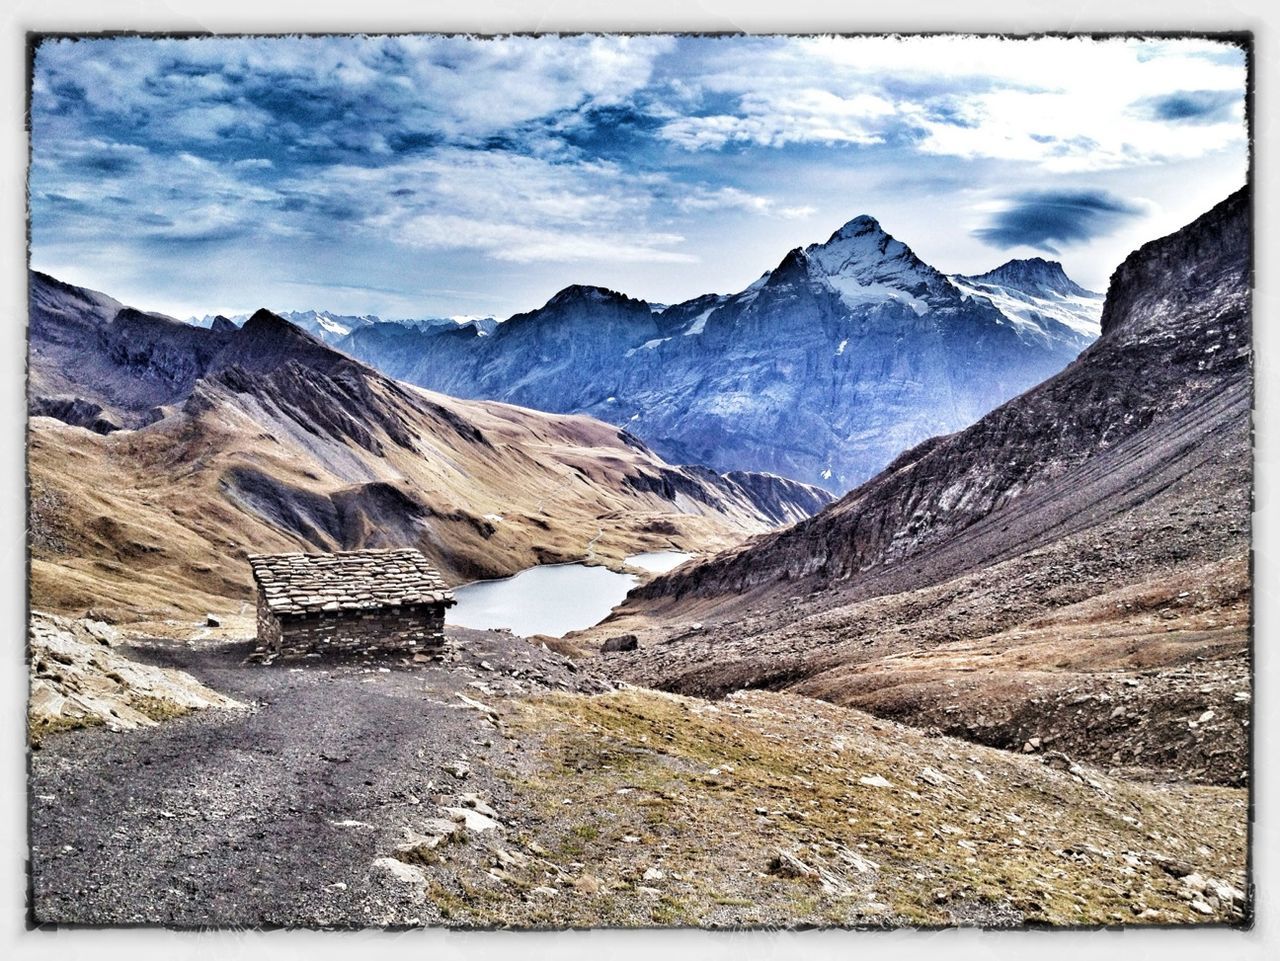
<box><xmin>597</xmin><ymin>189</ymin><xmax>1252</xmax><ymax>786</ymax></box>
<box><xmin>27</xmin><ymin>275</ymin><xmax>831</xmax><ymax>626</ymax></box>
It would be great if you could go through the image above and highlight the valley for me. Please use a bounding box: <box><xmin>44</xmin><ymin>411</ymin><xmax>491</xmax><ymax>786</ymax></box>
<box><xmin>25</xmin><ymin>188</ymin><xmax>1253</xmax><ymax>929</ymax></box>
<box><xmin>27</xmin><ymin>272</ymin><xmax>830</xmax><ymax>627</ymax></box>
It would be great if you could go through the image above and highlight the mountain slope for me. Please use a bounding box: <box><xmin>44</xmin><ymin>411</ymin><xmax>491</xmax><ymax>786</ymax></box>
<box><xmin>598</xmin><ymin>188</ymin><xmax>1251</xmax><ymax>785</ymax></box>
<box><xmin>338</xmin><ymin>218</ymin><xmax>1101</xmax><ymax>490</ymax></box>
<box><xmin>27</xmin><ymin>274</ymin><xmax>832</xmax><ymax>625</ymax></box>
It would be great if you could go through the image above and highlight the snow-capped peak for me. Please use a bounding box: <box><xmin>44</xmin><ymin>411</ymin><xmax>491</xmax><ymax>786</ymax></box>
<box><xmin>949</xmin><ymin>259</ymin><xmax>1103</xmax><ymax>344</ymax></box>
<box><xmin>771</xmin><ymin>213</ymin><xmax>948</xmax><ymax>314</ymax></box>
<box><xmin>958</xmin><ymin>258</ymin><xmax>1095</xmax><ymax>299</ymax></box>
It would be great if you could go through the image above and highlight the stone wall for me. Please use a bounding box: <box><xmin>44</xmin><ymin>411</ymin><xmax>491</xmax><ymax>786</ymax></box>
<box><xmin>250</xmin><ymin>597</ymin><xmax>446</xmax><ymax>663</ymax></box>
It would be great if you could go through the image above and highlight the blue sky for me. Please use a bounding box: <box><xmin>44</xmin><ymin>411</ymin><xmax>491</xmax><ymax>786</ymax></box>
<box><xmin>29</xmin><ymin>34</ymin><xmax>1248</xmax><ymax>320</ymax></box>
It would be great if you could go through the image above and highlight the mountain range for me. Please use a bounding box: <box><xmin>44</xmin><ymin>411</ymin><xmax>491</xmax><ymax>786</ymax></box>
<box><xmin>331</xmin><ymin>217</ymin><xmax>1103</xmax><ymax>491</ymax></box>
<box><xmin>187</xmin><ymin>309</ymin><xmax>498</xmax><ymax>344</ymax></box>
<box><xmin>596</xmin><ymin>188</ymin><xmax>1252</xmax><ymax>787</ymax></box>
<box><xmin>27</xmin><ymin>272</ymin><xmax>831</xmax><ymax>623</ymax></box>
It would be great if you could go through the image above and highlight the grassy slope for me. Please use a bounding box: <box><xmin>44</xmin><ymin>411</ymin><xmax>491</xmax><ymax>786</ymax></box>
<box><xmin>27</xmin><ymin>377</ymin><xmax>787</xmax><ymax>628</ymax></box>
<box><xmin>418</xmin><ymin>687</ymin><xmax>1247</xmax><ymax>928</ymax></box>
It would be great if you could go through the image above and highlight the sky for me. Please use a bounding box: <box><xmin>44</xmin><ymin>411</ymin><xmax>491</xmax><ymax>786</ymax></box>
<box><xmin>28</xmin><ymin>34</ymin><xmax>1249</xmax><ymax>320</ymax></box>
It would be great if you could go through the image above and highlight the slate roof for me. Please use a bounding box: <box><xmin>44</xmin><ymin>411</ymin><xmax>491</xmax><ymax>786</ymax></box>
<box><xmin>248</xmin><ymin>549</ymin><xmax>454</xmax><ymax>618</ymax></box>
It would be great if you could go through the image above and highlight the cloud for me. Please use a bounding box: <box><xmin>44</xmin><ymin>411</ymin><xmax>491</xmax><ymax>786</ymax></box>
<box><xmin>651</xmin><ymin>35</ymin><xmax>1246</xmax><ymax>172</ymax></box>
<box><xmin>1134</xmin><ymin>90</ymin><xmax>1241</xmax><ymax>124</ymax></box>
<box><xmin>674</xmin><ymin>185</ymin><xmax>814</xmax><ymax>219</ymax></box>
<box><xmin>661</xmin><ymin>90</ymin><xmax>896</xmax><ymax>150</ymax></box>
<box><xmin>972</xmin><ymin>189</ymin><xmax>1146</xmax><ymax>253</ymax></box>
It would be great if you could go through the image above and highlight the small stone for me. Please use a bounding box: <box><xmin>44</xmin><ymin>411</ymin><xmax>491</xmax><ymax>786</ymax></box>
<box><xmin>531</xmin><ymin>886</ymin><xmax>558</xmax><ymax>897</ymax></box>
<box><xmin>442</xmin><ymin>761</ymin><xmax>470</xmax><ymax>780</ymax></box>
<box><xmin>643</xmin><ymin>867</ymin><xmax>665</xmax><ymax>881</ymax></box>
<box><xmin>859</xmin><ymin>774</ymin><xmax>893</xmax><ymax>788</ymax></box>
<box><xmin>418</xmin><ymin>817</ymin><xmax>464</xmax><ymax>838</ymax></box>
<box><xmin>770</xmin><ymin>851</ymin><xmax>815</xmax><ymax>879</ymax></box>
<box><xmin>443</xmin><ymin>806</ymin><xmax>501</xmax><ymax>833</ymax></box>
<box><xmin>459</xmin><ymin>793</ymin><xmax>499</xmax><ymax>818</ymax></box>
<box><xmin>205</xmin><ymin>614</ymin><xmax>221</xmax><ymax>627</ymax></box>
<box><xmin>1190</xmin><ymin>899</ymin><xmax>1214</xmax><ymax>915</ymax></box>
<box><xmin>372</xmin><ymin>857</ymin><xmax>426</xmax><ymax>884</ymax></box>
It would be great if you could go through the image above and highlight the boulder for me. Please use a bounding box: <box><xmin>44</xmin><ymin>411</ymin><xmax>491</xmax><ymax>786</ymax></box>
<box><xmin>602</xmin><ymin>634</ymin><xmax>639</xmax><ymax>653</ymax></box>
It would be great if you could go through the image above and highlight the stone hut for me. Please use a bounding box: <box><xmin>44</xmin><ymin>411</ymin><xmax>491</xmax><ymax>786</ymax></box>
<box><xmin>247</xmin><ymin>548</ymin><xmax>454</xmax><ymax>663</ymax></box>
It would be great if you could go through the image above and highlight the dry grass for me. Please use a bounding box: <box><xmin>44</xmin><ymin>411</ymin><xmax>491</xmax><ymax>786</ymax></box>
<box><xmin>417</xmin><ymin>687</ymin><xmax>1247</xmax><ymax>928</ymax></box>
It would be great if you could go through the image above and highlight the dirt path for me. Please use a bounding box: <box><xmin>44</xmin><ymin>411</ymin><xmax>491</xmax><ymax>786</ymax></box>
<box><xmin>28</xmin><ymin>628</ymin><xmax>607</xmax><ymax>927</ymax></box>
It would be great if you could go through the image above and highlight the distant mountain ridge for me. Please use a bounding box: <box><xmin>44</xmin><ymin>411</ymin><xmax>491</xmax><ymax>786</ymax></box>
<box><xmin>187</xmin><ymin>308</ymin><xmax>497</xmax><ymax>344</ymax></box>
<box><xmin>335</xmin><ymin>215</ymin><xmax>1104</xmax><ymax>491</ymax></box>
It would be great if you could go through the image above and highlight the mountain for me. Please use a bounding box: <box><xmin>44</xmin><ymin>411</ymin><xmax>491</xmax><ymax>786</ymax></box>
<box><xmin>596</xmin><ymin>189</ymin><xmax>1251</xmax><ymax>786</ymax></box>
<box><xmin>951</xmin><ymin>256</ymin><xmax>1104</xmax><ymax>347</ymax></box>
<box><xmin>337</xmin><ymin>217</ymin><xmax>1102</xmax><ymax>491</ymax></box>
<box><xmin>27</xmin><ymin>272</ymin><xmax>833</xmax><ymax>624</ymax></box>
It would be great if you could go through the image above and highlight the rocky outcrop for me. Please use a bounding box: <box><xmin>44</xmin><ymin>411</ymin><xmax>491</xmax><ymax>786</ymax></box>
<box><xmin>29</xmin><ymin>396</ymin><xmax>121</xmax><ymax>434</ymax></box>
<box><xmin>28</xmin><ymin>611</ymin><xmax>241</xmax><ymax>741</ymax></box>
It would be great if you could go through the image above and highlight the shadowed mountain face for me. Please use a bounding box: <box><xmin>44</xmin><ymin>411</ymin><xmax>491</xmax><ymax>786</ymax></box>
<box><xmin>336</xmin><ymin>217</ymin><xmax>1102</xmax><ymax>491</ymax></box>
<box><xmin>597</xmin><ymin>189</ymin><xmax>1251</xmax><ymax>785</ymax></box>
<box><xmin>26</xmin><ymin>274</ymin><xmax>833</xmax><ymax>622</ymax></box>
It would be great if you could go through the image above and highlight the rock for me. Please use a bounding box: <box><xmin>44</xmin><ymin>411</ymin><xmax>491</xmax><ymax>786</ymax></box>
<box><xmin>858</xmin><ymin>774</ymin><xmax>893</xmax><ymax>788</ymax></box>
<box><xmin>1041</xmin><ymin>751</ymin><xmax>1073</xmax><ymax>771</ymax></box>
<box><xmin>417</xmin><ymin>817</ymin><xmax>465</xmax><ymax>838</ymax></box>
<box><xmin>441</xmin><ymin>761</ymin><xmax>470</xmax><ymax>780</ymax></box>
<box><xmin>1156</xmin><ymin>858</ymin><xmax>1197</xmax><ymax>879</ymax></box>
<box><xmin>602</xmin><ymin>634</ymin><xmax>639</xmax><ymax>653</ymax></box>
<box><xmin>458</xmin><ymin>793</ymin><xmax>500</xmax><ymax>818</ymax></box>
<box><xmin>572</xmin><ymin>874</ymin><xmax>601</xmax><ymax>895</ymax></box>
<box><xmin>643</xmin><ymin>867</ymin><xmax>665</xmax><ymax>881</ymax></box>
<box><xmin>372</xmin><ymin>857</ymin><xmax>426</xmax><ymax>884</ymax></box>
<box><xmin>495</xmin><ymin>848</ymin><xmax>528</xmax><ymax>869</ymax></box>
<box><xmin>919</xmin><ymin>766</ymin><xmax>949</xmax><ymax>786</ymax></box>
<box><xmin>442</xmin><ymin>806</ymin><xmax>501</xmax><ymax>833</ymax></box>
<box><xmin>205</xmin><ymin>614</ymin><xmax>221</xmax><ymax>627</ymax></box>
<box><xmin>530</xmin><ymin>886</ymin><xmax>558</xmax><ymax>897</ymax></box>
<box><xmin>1190</xmin><ymin>899</ymin><xmax>1215</xmax><ymax>915</ymax></box>
<box><xmin>770</xmin><ymin>851</ymin><xmax>815</xmax><ymax>880</ymax></box>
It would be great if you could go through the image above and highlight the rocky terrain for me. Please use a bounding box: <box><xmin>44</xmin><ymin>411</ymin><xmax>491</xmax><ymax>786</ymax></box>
<box><xmin>27</xmin><ymin>272</ymin><xmax>831</xmax><ymax>626</ymax></box>
<box><xmin>28</xmin><ymin>621</ymin><xmax>1248</xmax><ymax>928</ymax></box>
<box><xmin>337</xmin><ymin>218</ymin><xmax>1101</xmax><ymax>490</ymax></box>
<box><xmin>596</xmin><ymin>189</ymin><xmax>1251</xmax><ymax>787</ymax></box>
<box><xmin>28</xmin><ymin>611</ymin><xmax>242</xmax><ymax>742</ymax></box>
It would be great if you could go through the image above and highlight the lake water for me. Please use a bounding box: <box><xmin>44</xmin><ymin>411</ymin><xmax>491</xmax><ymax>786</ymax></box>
<box><xmin>623</xmin><ymin>550</ymin><xmax>695</xmax><ymax>574</ymax></box>
<box><xmin>447</xmin><ymin>563</ymin><xmax>639</xmax><ymax>638</ymax></box>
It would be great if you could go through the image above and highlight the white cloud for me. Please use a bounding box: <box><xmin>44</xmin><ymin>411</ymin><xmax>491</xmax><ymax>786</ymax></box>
<box><xmin>658</xmin><ymin>35</ymin><xmax>1247</xmax><ymax>172</ymax></box>
<box><xmin>676</xmin><ymin>185</ymin><xmax>814</xmax><ymax>219</ymax></box>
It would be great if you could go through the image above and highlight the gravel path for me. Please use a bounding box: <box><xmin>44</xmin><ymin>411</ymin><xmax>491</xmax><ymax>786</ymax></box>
<box><xmin>28</xmin><ymin>628</ymin><xmax>607</xmax><ymax>927</ymax></box>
